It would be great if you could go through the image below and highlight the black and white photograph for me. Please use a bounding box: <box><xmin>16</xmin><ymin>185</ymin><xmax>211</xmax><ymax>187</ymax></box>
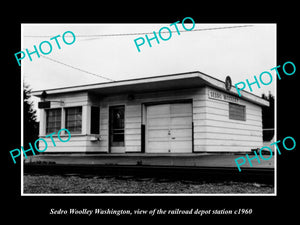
<box><xmin>4</xmin><ymin>11</ymin><xmax>298</xmax><ymax>221</ymax></box>
<box><xmin>20</xmin><ymin>23</ymin><xmax>276</xmax><ymax>195</ymax></box>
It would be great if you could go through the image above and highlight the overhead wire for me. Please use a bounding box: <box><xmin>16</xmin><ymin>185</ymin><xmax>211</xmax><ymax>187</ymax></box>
<box><xmin>24</xmin><ymin>25</ymin><xmax>253</xmax><ymax>38</ymax></box>
<box><xmin>23</xmin><ymin>25</ymin><xmax>253</xmax><ymax>82</ymax></box>
<box><xmin>39</xmin><ymin>55</ymin><xmax>115</xmax><ymax>82</ymax></box>
<box><xmin>21</xmin><ymin>46</ymin><xmax>115</xmax><ymax>82</ymax></box>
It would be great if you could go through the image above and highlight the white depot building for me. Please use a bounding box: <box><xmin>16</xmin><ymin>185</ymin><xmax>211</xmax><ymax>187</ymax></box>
<box><xmin>32</xmin><ymin>71</ymin><xmax>269</xmax><ymax>155</ymax></box>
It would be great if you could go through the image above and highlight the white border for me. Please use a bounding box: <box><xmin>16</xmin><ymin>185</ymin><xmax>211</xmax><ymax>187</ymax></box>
<box><xmin>20</xmin><ymin>23</ymin><xmax>277</xmax><ymax>197</ymax></box>
<box><xmin>21</xmin><ymin>23</ymin><xmax>24</xmax><ymax>194</ymax></box>
<box><xmin>274</xmin><ymin>24</ymin><xmax>277</xmax><ymax>195</ymax></box>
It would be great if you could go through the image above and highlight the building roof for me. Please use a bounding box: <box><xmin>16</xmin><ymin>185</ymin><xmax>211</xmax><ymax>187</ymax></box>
<box><xmin>32</xmin><ymin>71</ymin><xmax>269</xmax><ymax>107</ymax></box>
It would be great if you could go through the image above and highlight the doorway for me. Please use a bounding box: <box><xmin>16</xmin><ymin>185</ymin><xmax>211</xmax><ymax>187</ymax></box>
<box><xmin>109</xmin><ymin>105</ymin><xmax>125</xmax><ymax>153</ymax></box>
<box><xmin>146</xmin><ymin>102</ymin><xmax>193</xmax><ymax>153</ymax></box>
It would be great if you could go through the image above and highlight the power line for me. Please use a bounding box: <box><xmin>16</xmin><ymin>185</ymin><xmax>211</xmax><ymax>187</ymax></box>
<box><xmin>23</xmin><ymin>25</ymin><xmax>253</xmax><ymax>81</ymax></box>
<box><xmin>39</xmin><ymin>55</ymin><xmax>115</xmax><ymax>82</ymax></box>
<box><xmin>24</xmin><ymin>25</ymin><xmax>253</xmax><ymax>38</ymax></box>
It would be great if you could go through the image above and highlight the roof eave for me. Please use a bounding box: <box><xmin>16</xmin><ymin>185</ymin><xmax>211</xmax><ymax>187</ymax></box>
<box><xmin>31</xmin><ymin>71</ymin><xmax>269</xmax><ymax>107</ymax></box>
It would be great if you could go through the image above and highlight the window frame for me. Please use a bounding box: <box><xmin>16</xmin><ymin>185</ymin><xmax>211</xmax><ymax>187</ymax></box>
<box><xmin>45</xmin><ymin>108</ymin><xmax>62</xmax><ymax>134</ymax></box>
<box><xmin>65</xmin><ymin>106</ymin><xmax>82</xmax><ymax>134</ymax></box>
<box><xmin>229</xmin><ymin>103</ymin><xmax>246</xmax><ymax>121</ymax></box>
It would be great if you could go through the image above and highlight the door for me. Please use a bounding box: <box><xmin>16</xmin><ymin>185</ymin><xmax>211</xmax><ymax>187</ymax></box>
<box><xmin>146</xmin><ymin>102</ymin><xmax>192</xmax><ymax>153</ymax></box>
<box><xmin>109</xmin><ymin>105</ymin><xmax>125</xmax><ymax>153</ymax></box>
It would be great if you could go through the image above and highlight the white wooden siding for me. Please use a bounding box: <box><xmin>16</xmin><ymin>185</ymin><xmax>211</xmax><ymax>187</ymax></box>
<box><xmin>39</xmin><ymin>92</ymin><xmax>101</xmax><ymax>153</ymax></box>
<box><xmin>39</xmin><ymin>86</ymin><xmax>263</xmax><ymax>153</ymax></box>
<box><xmin>196</xmin><ymin>87</ymin><xmax>263</xmax><ymax>152</ymax></box>
<box><xmin>94</xmin><ymin>88</ymin><xmax>204</xmax><ymax>153</ymax></box>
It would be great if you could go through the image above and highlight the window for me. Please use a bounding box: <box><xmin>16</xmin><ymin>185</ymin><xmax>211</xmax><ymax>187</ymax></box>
<box><xmin>90</xmin><ymin>106</ymin><xmax>100</xmax><ymax>134</ymax></box>
<box><xmin>229</xmin><ymin>103</ymin><xmax>246</xmax><ymax>121</ymax></box>
<box><xmin>46</xmin><ymin>108</ymin><xmax>61</xmax><ymax>134</ymax></box>
<box><xmin>65</xmin><ymin>107</ymin><xmax>82</xmax><ymax>134</ymax></box>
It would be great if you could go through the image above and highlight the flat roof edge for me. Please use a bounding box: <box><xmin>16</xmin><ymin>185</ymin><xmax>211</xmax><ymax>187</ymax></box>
<box><xmin>31</xmin><ymin>71</ymin><xmax>202</xmax><ymax>96</ymax></box>
<box><xmin>31</xmin><ymin>71</ymin><xmax>269</xmax><ymax>107</ymax></box>
<box><xmin>196</xmin><ymin>73</ymin><xmax>269</xmax><ymax>107</ymax></box>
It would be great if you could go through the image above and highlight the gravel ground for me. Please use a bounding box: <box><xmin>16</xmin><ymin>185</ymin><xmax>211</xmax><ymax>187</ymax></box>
<box><xmin>23</xmin><ymin>174</ymin><xmax>274</xmax><ymax>194</ymax></box>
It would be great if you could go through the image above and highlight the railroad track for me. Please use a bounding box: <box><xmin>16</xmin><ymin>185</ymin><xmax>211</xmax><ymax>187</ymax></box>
<box><xmin>24</xmin><ymin>164</ymin><xmax>274</xmax><ymax>184</ymax></box>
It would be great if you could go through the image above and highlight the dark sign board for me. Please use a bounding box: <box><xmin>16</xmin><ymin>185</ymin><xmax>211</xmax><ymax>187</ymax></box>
<box><xmin>38</xmin><ymin>101</ymin><xmax>51</xmax><ymax>109</ymax></box>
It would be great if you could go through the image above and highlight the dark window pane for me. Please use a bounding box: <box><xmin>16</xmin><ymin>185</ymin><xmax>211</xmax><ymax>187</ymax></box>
<box><xmin>113</xmin><ymin>133</ymin><xmax>124</xmax><ymax>142</ymax></box>
<box><xmin>66</xmin><ymin>107</ymin><xmax>82</xmax><ymax>133</ymax></box>
<box><xmin>91</xmin><ymin>106</ymin><xmax>100</xmax><ymax>134</ymax></box>
<box><xmin>46</xmin><ymin>109</ymin><xmax>61</xmax><ymax>134</ymax></box>
<box><xmin>229</xmin><ymin>103</ymin><xmax>246</xmax><ymax>121</ymax></box>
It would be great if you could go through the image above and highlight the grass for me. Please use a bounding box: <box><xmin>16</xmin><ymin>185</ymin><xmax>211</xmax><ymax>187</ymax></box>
<box><xmin>23</xmin><ymin>174</ymin><xmax>274</xmax><ymax>194</ymax></box>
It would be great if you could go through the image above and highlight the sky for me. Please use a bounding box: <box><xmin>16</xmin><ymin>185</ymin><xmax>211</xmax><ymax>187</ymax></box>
<box><xmin>21</xmin><ymin>23</ymin><xmax>276</xmax><ymax>120</ymax></box>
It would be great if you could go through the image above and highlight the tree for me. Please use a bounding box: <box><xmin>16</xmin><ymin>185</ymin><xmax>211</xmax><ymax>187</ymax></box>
<box><xmin>23</xmin><ymin>83</ymin><xmax>39</xmax><ymax>154</ymax></box>
<box><xmin>261</xmin><ymin>92</ymin><xmax>275</xmax><ymax>142</ymax></box>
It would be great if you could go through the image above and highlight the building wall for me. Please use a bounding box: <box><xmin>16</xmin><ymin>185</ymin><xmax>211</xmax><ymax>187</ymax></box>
<box><xmin>95</xmin><ymin>88</ymin><xmax>205</xmax><ymax>153</ymax></box>
<box><xmin>38</xmin><ymin>92</ymin><xmax>101</xmax><ymax>153</ymax></box>
<box><xmin>196</xmin><ymin>87</ymin><xmax>263</xmax><ymax>152</ymax></box>
<box><xmin>38</xmin><ymin>86</ymin><xmax>263</xmax><ymax>153</ymax></box>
